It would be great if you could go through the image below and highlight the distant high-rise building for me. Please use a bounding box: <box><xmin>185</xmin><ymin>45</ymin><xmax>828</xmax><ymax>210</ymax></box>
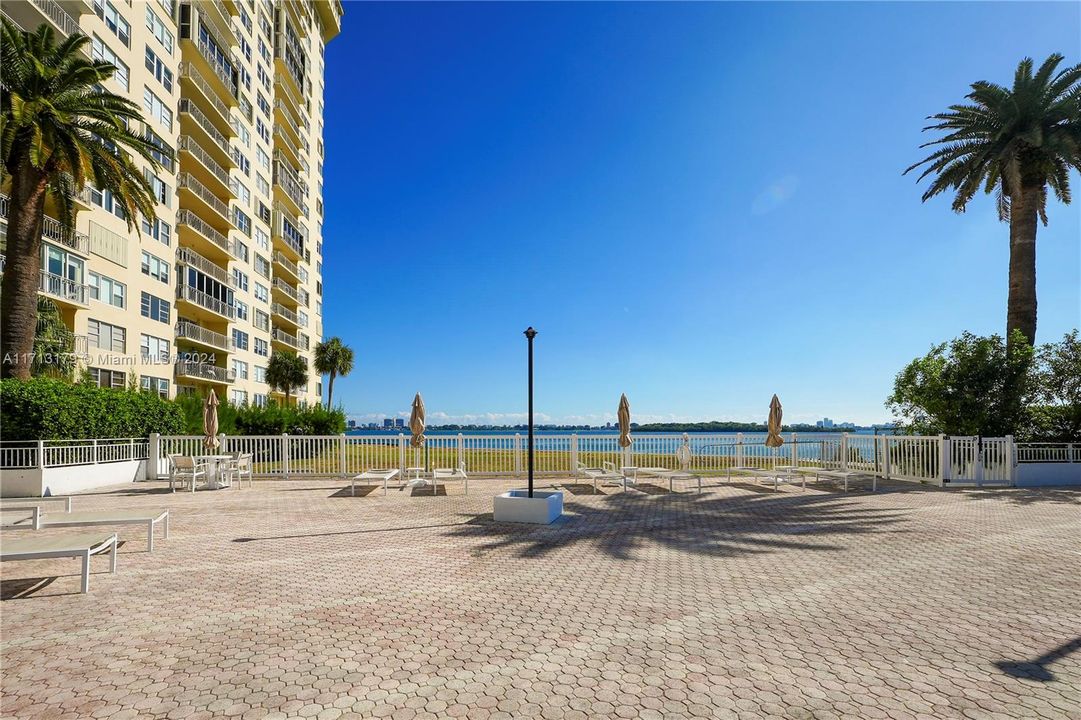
<box><xmin>816</xmin><ymin>418</ymin><xmax>835</xmax><ymax>429</ymax></box>
<box><xmin>383</xmin><ymin>418</ymin><xmax>394</xmax><ymax>429</ymax></box>
<box><xmin>347</xmin><ymin>419</ymin><xmax>356</xmax><ymax>429</ymax></box>
<box><xmin>394</xmin><ymin>418</ymin><xmax>404</xmax><ymax>429</ymax></box>
<box><xmin>0</xmin><ymin>0</ymin><xmax>343</xmax><ymax>406</ymax></box>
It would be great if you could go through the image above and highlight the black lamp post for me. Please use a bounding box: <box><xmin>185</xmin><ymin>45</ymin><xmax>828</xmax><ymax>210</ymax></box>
<box><xmin>524</xmin><ymin>326</ymin><xmax>537</xmax><ymax>498</ymax></box>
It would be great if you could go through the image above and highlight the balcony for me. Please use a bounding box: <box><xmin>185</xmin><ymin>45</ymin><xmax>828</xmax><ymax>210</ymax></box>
<box><xmin>273</xmin><ymin>125</ymin><xmax>307</xmax><ymax>172</ymax></box>
<box><xmin>272</xmin><ymin>204</ymin><xmax>306</xmax><ymax>260</ymax></box>
<box><xmin>178</xmin><ymin>135</ymin><xmax>235</xmax><ymax>197</ymax></box>
<box><xmin>176</xmin><ymin>320</ymin><xmax>235</xmax><ymax>353</ymax></box>
<box><xmin>179</xmin><ymin>98</ymin><xmax>233</xmax><ymax>160</ymax></box>
<box><xmin>179</xmin><ymin>62</ymin><xmax>234</xmax><ymax>129</ymax></box>
<box><xmin>200</xmin><ymin>0</ymin><xmax>238</xmax><ymax>48</ymax></box>
<box><xmin>176</xmin><ymin>361</ymin><xmax>235</xmax><ymax>384</ymax></box>
<box><xmin>178</xmin><ymin>173</ymin><xmax>233</xmax><ymax>227</ymax></box>
<box><xmin>315</xmin><ymin>0</ymin><xmax>343</xmax><ymax>42</ymax></box>
<box><xmin>0</xmin><ymin>194</ymin><xmax>89</xmax><ymax>256</ymax></box>
<box><xmin>176</xmin><ymin>209</ymin><xmax>233</xmax><ymax>264</ymax></box>
<box><xmin>176</xmin><ymin>283</ymin><xmax>237</xmax><ymax>321</ymax></box>
<box><xmin>2</xmin><ymin>0</ymin><xmax>83</xmax><ymax>43</ymax></box>
<box><xmin>273</xmin><ymin>157</ymin><xmax>309</xmax><ymax>218</ymax></box>
<box><xmin>272</xmin><ymin>250</ymin><xmax>301</xmax><ymax>282</ymax></box>
<box><xmin>181</xmin><ymin>22</ymin><xmax>239</xmax><ymax>101</ymax></box>
<box><xmin>271</xmin><ymin>301</ymin><xmax>299</xmax><ymax>328</ymax></box>
<box><xmin>39</xmin><ymin>270</ymin><xmax>89</xmax><ymax>307</ymax></box>
<box><xmin>271</xmin><ymin>326</ymin><xmax>299</xmax><ymax>350</ymax></box>
<box><xmin>271</xmin><ymin>277</ymin><xmax>299</xmax><ymax>306</ymax></box>
<box><xmin>176</xmin><ymin>246</ymin><xmax>233</xmax><ymax>287</ymax></box>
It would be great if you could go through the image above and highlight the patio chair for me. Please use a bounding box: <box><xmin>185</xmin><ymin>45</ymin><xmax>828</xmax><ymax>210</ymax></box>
<box><xmin>1</xmin><ymin>531</ymin><xmax>118</xmax><ymax>593</ymax></box>
<box><xmin>33</xmin><ymin>509</ymin><xmax>170</xmax><ymax>552</ymax></box>
<box><xmin>432</xmin><ymin>461</ymin><xmax>468</xmax><ymax>495</ymax></box>
<box><xmin>168</xmin><ymin>454</ymin><xmax>208</xmax><ymax>493</ymax></box>
<box><xmin>575</xmin><ymin>462</ymin><xmax>624</xmax><ymax>492</ymax></box>
<box><xmin>350</xmin><ymin>468</ymin><xmax>401</xmax><ymax>496</ymax></box>
<box><xmin>226</xmin><ymin>452</ymin><xmax>254</xmax><ymax>489</ymax></box>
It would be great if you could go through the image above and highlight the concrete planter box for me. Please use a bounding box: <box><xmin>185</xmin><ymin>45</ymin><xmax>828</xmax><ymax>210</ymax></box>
<box><xmin>493</xmin><ymin>489</ymin><xmax>563</xmax><ymax>524</ymax></box>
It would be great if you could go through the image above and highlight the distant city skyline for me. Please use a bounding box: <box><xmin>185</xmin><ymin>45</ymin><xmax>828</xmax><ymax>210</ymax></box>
<box><xmin>320</xmin><ymin>2</ymin><xmax>1080</xmax><ymax>426</ymax></box>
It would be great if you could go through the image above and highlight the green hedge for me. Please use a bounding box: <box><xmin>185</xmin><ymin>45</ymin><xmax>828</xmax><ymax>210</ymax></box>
<box><xmin>0</xmin><ymin>378</ymin><xmax>185</xmax><ymax>441</ymax></box>
<box><xmin>174</xmin><ymin>393</ymin><xmax>345</xmax><ymax>436</ymax></box>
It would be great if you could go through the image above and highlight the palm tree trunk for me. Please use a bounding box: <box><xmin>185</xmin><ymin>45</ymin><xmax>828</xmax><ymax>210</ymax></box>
<box><xmin>326</xmin><ymin>370</ymin><xmax>336</xmax><ymax>409</ymax></box>
<box><xmin>1006</xmin><ymin>185</ymin><xmax>1039</xmax><ymax>346</ymax></box>
<box><xmin>0</xmin><ymin>160</ymin><xmax>50</xmax><ymax>380</ymax></box>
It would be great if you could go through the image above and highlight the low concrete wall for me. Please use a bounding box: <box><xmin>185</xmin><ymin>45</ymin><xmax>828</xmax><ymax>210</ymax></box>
<box><xmin>1016</xmin><ymin>463</ymin><xmax>1081</xmax><ymax>487</ymax></box>
<box><xmin>0</xmin><ymin>460</ymin><xmax>145</xmax><ymax>497</ymax></box>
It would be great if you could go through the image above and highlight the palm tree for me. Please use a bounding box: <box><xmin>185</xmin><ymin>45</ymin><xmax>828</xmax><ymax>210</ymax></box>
<box><xmin>313</xmin><ymin>337</ymin><xmax>354</xmax><ymax>409</ymax></box>
<box><xmin>31</xmin><ymin>297</ymin><xmax>77</xmax><ymax>379</ymax></box>
<box><xmin>904</xmin><ymin>54</ymin><xmax>1081</xmax><ymax>346</ymax></box>
<box><xmin>266</xmin><ymin>350</ymin><xmax>309</xmax><ymax>406</ymax></box>
<box><xmin>0</xmin><ymin>21</ymin><xmax>164</xmax><ymax>379</ymax></box>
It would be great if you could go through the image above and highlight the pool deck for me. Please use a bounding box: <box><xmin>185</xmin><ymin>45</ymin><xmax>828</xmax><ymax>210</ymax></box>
<box><xmin>2</xmin><ymin>477</ymin><xmax>1079</xmax><ymax>719</ymax></box>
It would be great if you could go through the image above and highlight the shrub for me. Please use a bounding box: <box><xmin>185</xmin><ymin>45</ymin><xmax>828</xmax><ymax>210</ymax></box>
<box><xmin>0</xmin><ymin>378</ymin><xmax>184</xmax><ymax>441</ymax></box>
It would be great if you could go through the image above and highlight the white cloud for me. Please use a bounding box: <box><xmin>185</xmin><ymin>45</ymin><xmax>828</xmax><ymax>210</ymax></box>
<box><xmin>751</xmin><ymin>174</ymin><xmax>799</xmax><ymax>215</ymax></box>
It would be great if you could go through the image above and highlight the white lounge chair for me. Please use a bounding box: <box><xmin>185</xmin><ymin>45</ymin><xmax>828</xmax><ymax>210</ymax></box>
<box><xmin>168</xmin><ymin>455</ymin><xmax>208</xmax><ymax>492</ymax></box>
<box><xmin>1</xmin><ymin>531</ymin><xmax>117</xmax><ymax>593</ymax></box>
<box><xmin>432</xmin><ymin>462</ymin><xmax>468</xmax><ymax>495</ymax></box>
<box><xmin>34</xmin><ymin>509</ymin><xmax>170</xmax><ymax>552</ymax></box>
<box><xmin>796</xmin><ymin>468</ymin><xmax>877</xmax><ymax>492</ymax></box>
<box><xmin>634</xmin><ymin>467</ymin><xmax>703</xmax><ymax>493</ymax></box>
<box><xmin>350</xmin><ymin>468</ymin><xmax>401</xmax><ymax>496</ymax></box>
<box><xmin>575</xmin><ymin>462</ymin><xmax>624</xmax><ymax>492</ymax></box>
<box><xmin>1</xmin><ymin>496</ymin><xmax>73</xmax><ymax>528</ymax></box>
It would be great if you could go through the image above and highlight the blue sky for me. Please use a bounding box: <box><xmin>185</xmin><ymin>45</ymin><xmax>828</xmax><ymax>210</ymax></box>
<box><xmin>320</xmin><ymin>1</ymin><xmax>1080</xmax><ymax>427</ymax></box>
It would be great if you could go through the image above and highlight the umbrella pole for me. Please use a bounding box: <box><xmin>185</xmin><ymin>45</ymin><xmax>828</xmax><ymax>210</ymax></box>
<box><xmin>524</xmin><ymin>327</ymin><xmax>537</xmax><ymax>498</ymax></box>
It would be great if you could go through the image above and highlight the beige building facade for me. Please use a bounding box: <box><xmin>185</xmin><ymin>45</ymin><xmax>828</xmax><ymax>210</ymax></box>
<box><xmin>1</xmin><ymin>0</ymin><xmax>342</xmax><ymax>407</ymax></box>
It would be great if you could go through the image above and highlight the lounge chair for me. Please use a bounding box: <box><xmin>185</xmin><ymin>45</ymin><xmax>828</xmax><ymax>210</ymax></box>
<box><xmin>796</xmin><ymin>468</ymin><xmax>877</xmax><ymax>492</ymax></box>
<box><xmin>350</xmin><ymin>468</ymin><xmax>401</xmax><ymax>496</ymax></box>
<box><xmin>1</xmin><ymin>496</ymin><xmax>73</xmax><ymax>528</ymax></box>
<box><xmin>168</xmin><ymin>455</ymin><xmax>208</xmax><ymax>492</ymax></box>
<box><xmin>575</xmin><ymin>462</ymin><xmax>624</xmax><ymax>492</ymax></box>
<box><xmin>633</xmin><ymin>467</ymin><xmax>703</xmax><ymax>493</ymax></box>
<box><xmin>432</xmin><ymin>461</ymin><xmax>468</xmax><ymax>495</ymax></box>
<box><xmin>1</xmin><ymin>531</ymin><xmax>118</xmax><ymax>593</ymax></box>
<box><xmin>225</xmin><ymin>452</ymin><xmax>254</xmax><ymax>489</ymax></box>
<box><xmin>34</xmin><ymin>509</ymin><xmax>170</xmax><ymax>551</ymax></box>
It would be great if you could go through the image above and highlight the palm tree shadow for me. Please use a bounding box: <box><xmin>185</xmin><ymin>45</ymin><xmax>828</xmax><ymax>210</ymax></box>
<box><xmin>449</xmin><ymin>489</ymin><xmax>910</xmax><ymax>560</ymax></box>
<box><xmin>995</xmin><ymin>637</ymin><xmax>1081</xmax><ymax>681</ymax></box>
<box><xmin>960</xmin><ymin>488</ymin><xmax>1081</xmax><ymax>506</ymax></box>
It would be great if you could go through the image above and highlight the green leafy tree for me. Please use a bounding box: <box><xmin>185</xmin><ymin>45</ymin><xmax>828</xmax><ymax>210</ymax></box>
<box><xmin>904</xmin><ymin>54</ymin><xmax>1081</xmax><ymax>346</ymax></box>
<box><xmin>31</xmin><ymin>297</ymin><xmax>76</xmax><ymax>379</ymax></box>
<box><xmin>1032</xmin><ymin>330</ymin><xmax>1081</xmax><ymax>440</ymax></box>
<box><xmin>265</xmin><ymin>350</ymin><xmax>308</xmax><ymax>406</ymax></box>
<box><xmin>887</xmin><ymin>332</ymin><xmax>1036</xmax><ymax>436</ymax></box>
<box><xmin>0</xmin><ymin>21</ymin><xmax>165</xmax><ymax>379</ymax></box>
<box><xmin>313</xmin><ymin>337</ymin><xmax>354</xmax><ymax>409</ymax></box>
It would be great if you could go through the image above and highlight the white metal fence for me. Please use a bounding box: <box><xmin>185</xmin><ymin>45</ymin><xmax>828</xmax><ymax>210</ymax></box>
<box><xmin>1</xmin><ymin>434</ymin><xmax>1071</xmax><ymax>488</ymax></box>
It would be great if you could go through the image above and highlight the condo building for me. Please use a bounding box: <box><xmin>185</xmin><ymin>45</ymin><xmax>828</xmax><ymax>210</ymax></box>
<box><xmin>0</xmin><ymin>0</ymin><xmax>342</xmax><ymax>406</ymax></box>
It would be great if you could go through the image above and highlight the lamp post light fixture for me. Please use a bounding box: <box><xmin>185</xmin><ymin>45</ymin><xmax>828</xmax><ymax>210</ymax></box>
<box><xmin>524</xmin><ymin>326</ymin><xmax>537</xmax><ymax>498</ymax></box>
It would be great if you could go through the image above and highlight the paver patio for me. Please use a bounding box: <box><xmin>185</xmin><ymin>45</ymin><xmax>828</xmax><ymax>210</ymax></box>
<box><xmin>1</xmin><ymin>477</ymin><xmax>1079</xmax><ymax>720</ymax></box>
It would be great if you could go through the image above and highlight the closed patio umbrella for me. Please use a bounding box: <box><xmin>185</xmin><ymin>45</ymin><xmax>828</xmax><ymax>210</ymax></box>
<box><xmin>203</xmin><ymin>390</ymin><xmax>220</xmax><ymax>451</ymax></box>
<box><xmin>618</xmin><ymin>394</ymin><xmax>632</xmax><ymax>465</ymax></box>
<box><xmin>765</xmin><ymin>394</ymin><xmax>784</xmax><ymax>448</ymax></box>
<box><xmin>409</xmin><ymin>393</ymin><xmax>425</xmax><ymax>448</ymax></box>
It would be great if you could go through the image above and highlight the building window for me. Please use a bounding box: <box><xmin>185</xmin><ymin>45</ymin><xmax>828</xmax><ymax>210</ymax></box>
<box><xmin>233</xmin><ymin>329</ymin><xmax>249</xmax><ymax>351</ymax></box>
<box><xmin>231</xmin><ymin>359</ymin><xmax>249</xmax><ymax>380</ymax></box>
<box><xmin>256</xmin><ymin>202</ymin><xmax>270</xmax><ymax>225</ymax></box>
<box><xmin>140</xmin><ymin>291</ymin><xmax>170</xmax><ymax>323</ymax></box>
<box><xmin>253</xmin><ymin>283</ymin><xmax>268</xmax><ymax>303</ymax></box>
<box><xmin>298</xmin><ymin>310</ymin><xmax>309</xmax><ymax>328</ymax></box>
<box><xmin>143</xmin><ymin>127</ymin><xmax>175</xmax><ymax>172</ymax></box>
<box><xmin>141</xmin><ymin>217</ymin><xmax>171</xmax><ymax>246</ymax></box>
<box><xmin>88</xmin><ymin>272</ymin><xmax>125</xmax><ymax>308</ymax></box>
<box><xmin>234</xmin><ymin>207</ymin><xmax>251</xmax><ymax>236</ymax></box>
<box><xmin>254</xmin><ymin>254</ymin><xmax>270</xmax><ymax>279</ymax></box>
<box><xmin>143</xmin><ymin>87</ymin><xmax>172</xmax><ymax>130</ymax></box>
<box><xmin>253</xmin><ymin>310</ymin><xmax>269</xmax><ymax>332</ymax></box>
<box><xmin>144</xmin><ymin>169</ymin><xmax>171</xmax><ymax>205</ymax></box>
<box><xmin>256</xmin><ymin>173</ymin><xmax>270</xmax><ymax>198</ymax></box>
<box><xmin>88</xmin><ymin>319</ymin><xmax>126</xmax><ymax>352</ymax></box>
<box><xmin>94</xmin><ymin>1</ymin><xmax>130</xmax><ymax>47</ymax></box>
<box><xmin>145</xmin><ymin>46</ymin><xmax>173</xmax><ymax>93</ymax></box>
<box><xmin>255</xmin><ymin>226</ymin><xmax>270</xmax><ymax>251</ymax></box>
<box><xmin>236</xmin><ymin>181</ymin><xmax>251</xmax><ymax>207</ymax></box>
<box><xmin>235</xmin><ymin>299</ymin><xmax>249</xmax><ymax>322</ymax></box>
<box><xmin>89</xmin><ymin>367</ymin><xmax>126</xmax><ymax>389</ymax></box>
<box><xmin>231</xmin><ymin>389</ymin><xmax>249</xmax><ymax>406</ymax></box>
<box><xmin>254</xmin><ymin>365</ymin><xmax>267</xmax><ymax>383</ymax></box>
<box><xmin>232</xmin><ymin>268</ymin><xmax>249</xmax><ymax>292</ymax></box>
<box><xmin>141</xmin><ymin>251</ymin><xmax>170</xmax><ymax>283</ymax></box>
<box><xmin>88</xmin><ymin>186</ymin><xmax>127</xmax><ymax>219</ymax></box>
<box><xmin>253</xmin><ymin>393</ymin><xmax>268</xmax><ymax>407</ymax></box>
<box><xmin>141</xmin><ymin>375</ymin><xmax>169</xmax><ymax>398</ymax></box>
<box><xmin>234</xmin><ymin>239</ymin><xmax>250</xmax><ymax>263</ymax></box>
<box><xmin>254</xmin><ymin>338</ymin><xmax>268</xmax><ymax>357</ymax></box>
<box><xmin>256</xmin><ymin>147</ymin><xmax>269</xmax><ymax>172</ymax></box>
<box><xmin>145</xmin><ymin>5</ymin><xmax>174</xmax><ymax>53</ymax></box>
<box><xmin>140</xmin><ymin>334</ymin><xmax>171</xmax><ymax>363</ymax></box>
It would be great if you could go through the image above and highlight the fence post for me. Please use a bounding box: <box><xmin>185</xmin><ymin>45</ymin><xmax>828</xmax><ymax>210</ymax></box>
<box><xmin>736</xmin><ymin>432</ymin><xmax>744</xmax><ymax>468</ymax></box>
<box><xmin>398</xmin><ymin>433</ymin><xmax>405</xmax><ymax>477</ymax></box>
<box><xmin>840</xmin><ymin>433</ymin><xmax>849</xmax><ymax>471</ymax></box>
<box><xmin>218</xmin><ymin>433</ymin><xmax>227</xmax><ymax>454</ymax></box>
<box><xmin>149</xmin><ymin>432</ymin><xmax>160</xmax><ymax>481</ymax></box>
<box><xmin>1005</xmin><ymin>435</ymin><xmax>1016</xmax><ymax>486</ymax></box>
<box><xmin>281</xmin><ymin>434</ymin><xmax>290</xmax><ymax>479</ymax></box>
<box><xmin>457</xmin><ymin>433</ymin><xmax>464</xmax><ymax>469</ymax></box>
<box><xmin>791</xmin><ymin>432</ymin><xmax>798</xmax><ymax>467</ymax></box>
<box><xmin>514</xmin><ymin>433</ymin><xmax>522</xmax><ymax>476</ymax></box>
<box><xmin>1070</xmin><ymin>443</ymin><xmax>1076</xmax><ymax>464</ymax></box>
<box><xmin>881</xmin><ymin>436</ymin><xmax>890</xmax><ymax>480</ymax></box>
<box><xmin>36</xmin><ymin>440</ymin><xmax>45</xmax><ymax>471</ymax></box>
<box><xmin>339</xmin><ymin>434</ymin><xmax>347</xmax><ymax>477</ymax></box>
<box><xmin>938</xmin><ymin>435</ymin><xmax>949</xmax><ymax>485</ymax></box>
<box><xmin>92</xmin><ymin>438</ymin><xmax>99</xmax><ymax>465</ymax></box>
<box><xmin>570</xmin><ymin>433</ymin><xmax>578</xmax><ymax>473</ymax></box>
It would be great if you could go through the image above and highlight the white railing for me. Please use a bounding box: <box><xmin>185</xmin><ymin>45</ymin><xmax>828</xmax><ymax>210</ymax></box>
<box><xmin>176</xmin><ymin>284</ymin><xmax>237</xmax><ymax>319</ymax></box>
<box><xmin>176</xmin><ymin>208</ymin><xmax>233</xmax><ymax>254</ymax></box>
<box><xmin>179</xmin><ymin>62</ymin><xmax>232</xmax><ymax>123</ymax></box>
<box><xmin>40</xmin><ymin>270</ymin><xmax>88</xmax><ymax>304</ymax></box>
<box><xmin>175</xmin><ymin>361</ymin><xmax>235</xmax><ymax>383</ymax></box>
<box><xmin>177</xmin><ymin>245</ymin><xmax>233</xmax><ymax>285</ymax></box>
<box><xmin>1016</xmin><ymin>443</ymin><xmax>1077</xmax><ymax>463</ymax></box>
<box><xmin>175</xmin><ymin>320</ymin><xmax>235</xmax><ymax>352</ymax></box>
<box><xmin>0</xmin><ymin>438</ymin><xmax>148</xmax><ymax>469</ymax></box>
<box><xmin>178</xmin><ymin>172</ymin><xmax>231</xmax><ymax>220</ymax></box>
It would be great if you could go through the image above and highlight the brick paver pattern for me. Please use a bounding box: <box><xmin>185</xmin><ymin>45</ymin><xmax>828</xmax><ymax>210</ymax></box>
<box><xmin>1</xmin><ymin>476</ymin><xmax>1079</xmax><ymax>720</ymax></box>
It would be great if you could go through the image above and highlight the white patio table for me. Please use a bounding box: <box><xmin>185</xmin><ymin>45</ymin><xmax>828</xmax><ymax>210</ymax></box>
<box><xmin>194</xmin><ymin>454</ymin><xmax>234</xmax><ymax>490</ymax></box>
